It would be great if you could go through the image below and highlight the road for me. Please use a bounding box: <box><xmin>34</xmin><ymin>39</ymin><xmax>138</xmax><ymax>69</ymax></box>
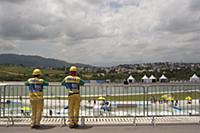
<box><xmin>0</xmin><ymin>124</ymin><xmax>200</xmax><ymax>133</ymax></box>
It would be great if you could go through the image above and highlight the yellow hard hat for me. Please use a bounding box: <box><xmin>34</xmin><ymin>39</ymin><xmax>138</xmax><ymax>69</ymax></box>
<box><xmin>32</xmin><ymin>69</ymin><xmax>41</xmax><ymax>76</ymax></box>
<box><xmin>69</xmin><ymin>66</ymin><xmax>77</xmax><ymax>72</ymax></box>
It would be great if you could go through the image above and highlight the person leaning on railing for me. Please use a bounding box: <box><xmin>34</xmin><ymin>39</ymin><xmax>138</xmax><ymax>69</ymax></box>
<box><xmin>25</xmin><ymin>69</ymin><xmax>49</xmax><ymax>129</ymax></box>
<box><xmin>61</xmin><ymin>66</ymin><xmax>84</xmax><ymax>129</ymax></box>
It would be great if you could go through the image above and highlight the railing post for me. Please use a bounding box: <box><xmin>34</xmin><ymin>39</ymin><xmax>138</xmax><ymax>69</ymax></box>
<box><xmin>81</xmin><ymin>116</ymin><xmax>85</xmax><ymax>126</ymax></box>
<box><xmin>11</xmin><ymin>117</ymin><xmax>14</xmax><ymax>126</ymax></box>
<box><xmin>6</xmin><ymin>118</ymin><xmax>9</xmax><ymax>127</ymax></box>
<box><xmin>143</xmin><ymin>85</ymin><xmax>148</xmax><ymax>117</ymax></box>
<box><xmin>146</xmin><ymin>85</ymin><xmax>149</xmax><ymax>117</ymax></box>
<box><xmin>143</xmin><ymin>86</ymin><xmax>146</xmax><ymax>116</ymax></box>
<box><xmin>6</xmin><ymin>117</ymin><xmax>14</xmax><ymax>127</ymax></box>
<box><xmin>61</xmin><ymin>117</ymin><xmax>66</xmax><ymax>127</ymax></box>
<box><xmin>151</xmin><ymin>116</ymin><xmax>155</xmax><ymax>126</ymax></box>
<box><xmin>3</xmin><ymin>85</ymin><xmax>6</xmax><ymax>117</ymax></box>
<box><xmin>133</xmin><ymin>116</ymin><xmax>136</xmax><ymax>126</ymax></box>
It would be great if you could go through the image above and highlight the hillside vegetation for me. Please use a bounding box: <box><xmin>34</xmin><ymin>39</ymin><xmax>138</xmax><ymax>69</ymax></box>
<box><xmin>0</xmin><ymin>64</ymin><xmax>200</xmax><ymax>82</ymax></box>
<box><xmin>0</xmin><ymin>64</ymin><xmax>66</xmax><ymax>81</ymax></box>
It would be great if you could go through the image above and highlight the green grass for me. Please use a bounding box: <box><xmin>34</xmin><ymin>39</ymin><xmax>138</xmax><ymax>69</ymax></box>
<box><xmin>42</xmin><ymin>92</ymin><xmax>200</xmax><ymax>101</ymax></box>
<box><xmin>4</xmin><ymin>92</ymin><xmax>200</xmax><ymax>102</ymax></box>
<box><xmin>0</xmin><ymin>65</ymin><xmax>66</xmax><ymax>81</ymax></box>
<box><xmin>82</xmin><ymin>92</ymin><xmax>200</xmax><ymax>101</ymax></box>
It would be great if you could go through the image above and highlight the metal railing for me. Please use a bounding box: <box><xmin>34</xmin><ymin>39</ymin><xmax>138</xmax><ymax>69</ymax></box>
<box><xmin>0</xmin><ymin>83</ymin><xmax>200</xmax><ymax>119</ymax></box>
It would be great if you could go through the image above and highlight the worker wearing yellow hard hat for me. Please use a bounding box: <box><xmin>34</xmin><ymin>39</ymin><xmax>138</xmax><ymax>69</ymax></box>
<box><xmin>61</xmin><ymin>66</ymin><xmax>84</xmax><ymax>129</ymax></box>
<box><xmin>98</xmin><ymin>96</ymin><xmax>106</xmax><ymax>101</ymax></box>
<box><xmin>185</xmin><ymin>96</ymin><xmax>192</xmax><ymax>104</ymax></box>
<box><xmin>32</xmin><ymin>69</ymin><xmax>41</xmax><ymax>76</ymax></box>
<box><xmin>185</xmin><ymin>96</ymin><xmax>192</xmax><ymax>101</ymax></box>
<box><xmin>69</xmin><ymin>66</ymin><xmax>77</xmax><ymax>72</ymax></box>
<box><xmin>25</xmin><ymin>68</ymin><xmax>48</xmax><ymax>129</ymax></box>
<box><xmin>167</xmin><ymin>96</ymin><xmax>174</xmax><ymax>101</ymax></box>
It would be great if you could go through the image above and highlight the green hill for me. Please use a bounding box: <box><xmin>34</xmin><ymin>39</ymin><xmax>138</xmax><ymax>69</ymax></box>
<box><xmin>0</xmin><ymin>54</ymin><xmax>92</xmax><ymax>68</ymax></box>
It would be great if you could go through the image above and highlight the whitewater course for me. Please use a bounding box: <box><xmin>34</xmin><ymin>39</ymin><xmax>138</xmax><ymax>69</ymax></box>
<box><xmin>0</xmin><ymin>82</ymin><xmax>200</xmax><ymax>126</ymax></box>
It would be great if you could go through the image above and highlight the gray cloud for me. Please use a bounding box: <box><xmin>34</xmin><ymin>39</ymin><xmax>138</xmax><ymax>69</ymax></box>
<box><xmin>189</xmin><ymin>0</ymin><xmax>200</xmax><ymax>11</ymax></box>
<box><xmin>0</xmin><ymin>40</ymin><xmax>16</xmax><ymax>51</ymax></box>
<box><xmin>155</xmin><ymin>0</ymin><xmax>200</xmax><ymax>34</ymax></box>
<box><xmin>0</xmin><ymin>0</ymin><xmax>200</xmax><ymax>66</ymax></box>
<box><xmin>0</xmin><ymin>0</ymin><xmax>62</xmax><ymax>40</ymax></box>
<box><xmin>0</xmin><ymin>0</ymin><xmax>26</xmax><ymax>4</ymax></box>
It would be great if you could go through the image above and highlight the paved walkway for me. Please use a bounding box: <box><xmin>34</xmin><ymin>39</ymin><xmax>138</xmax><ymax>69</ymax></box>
<box><xmin>0</xmin><ymin>116</ymin><xmax>200</xmax><ymax>133</ymax></box>
<box><xmin>0</xmin><ymin>125</ymin><xmax>200</xmax><ymax>133</ymax></box>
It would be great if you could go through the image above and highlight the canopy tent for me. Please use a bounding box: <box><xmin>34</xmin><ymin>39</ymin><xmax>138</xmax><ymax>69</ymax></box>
<box><xmin>141</xmin><ymin>75</ymin><xmax>149</xmax><ymax>83</ymax></box>
<box><xmin>185</xmin><ymin>96</ymin><xmax>192</xmax><ymax>104</ymax></box>
<box><xmin>190</xmin><ymin>74</ymin><xmax>200</xmax><ymax>82</ymax></box>
<box><xmin>127</xmin><ymin>75</ymin><xmax>135</xmax><ymax>83</ymax></box>
<box><xmin>159</xmin><ymin>74</ymin><xmax>168</xmax><ymax>83</ymax></box>
<box><xmin>149</xmin><ymin>75</ymin><xmax>157</xmax><ymax>83</ymax></box>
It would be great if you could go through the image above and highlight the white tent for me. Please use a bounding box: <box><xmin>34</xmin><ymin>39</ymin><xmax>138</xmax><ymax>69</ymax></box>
<box><xmin>127</xmin><ymin>75</ymin><xmax>135</xmax><ymax>83</ymax></box>
<box><xmin>149</xmin><ymin>75</ymin><xmax>157</xmax><ymax>83</ymax></box>
<box><xmin>159</xmin><ymin>74</ymin><xmax>168</xmax><ymax>82</ymax></box>
<box><xmin>190</xmin><ymin>74</ymin><xmax>200</xmax><ymax>82</ymax></box>
<box><xmin>141</xmin><ymin>75</ymin><xmax>149</xmax><ymax>83</ymax></box>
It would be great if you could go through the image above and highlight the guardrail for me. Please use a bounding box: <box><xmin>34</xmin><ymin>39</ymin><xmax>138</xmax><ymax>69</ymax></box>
<box><xmin>1</xmin><ymin>83</ymin><xmax>200</xmax><ymax>117</ymax></box>
<box><xmin>0</xmin><ymin>83</ymin><xmax>200</xmax><ymax>125</ymax></box>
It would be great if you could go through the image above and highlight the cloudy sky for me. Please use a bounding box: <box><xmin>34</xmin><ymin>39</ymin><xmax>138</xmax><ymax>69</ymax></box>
<box><xmin>0</xmin><ymin>0</ymin><xmax>200</xmax><ymax>66</ymax></box>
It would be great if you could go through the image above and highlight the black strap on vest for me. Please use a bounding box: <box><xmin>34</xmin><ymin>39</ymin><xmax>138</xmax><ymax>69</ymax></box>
<box><xmin>68</xmin><ymin>92</ymin><xmax>80</xmax><ymax>96</ymax></box>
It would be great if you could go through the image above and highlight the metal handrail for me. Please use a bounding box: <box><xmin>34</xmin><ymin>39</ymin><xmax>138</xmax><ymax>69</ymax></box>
<box><xmin>0</xmin><ymin>83</ymin><xmax>199</xmax><ymax>119</ymax></box>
